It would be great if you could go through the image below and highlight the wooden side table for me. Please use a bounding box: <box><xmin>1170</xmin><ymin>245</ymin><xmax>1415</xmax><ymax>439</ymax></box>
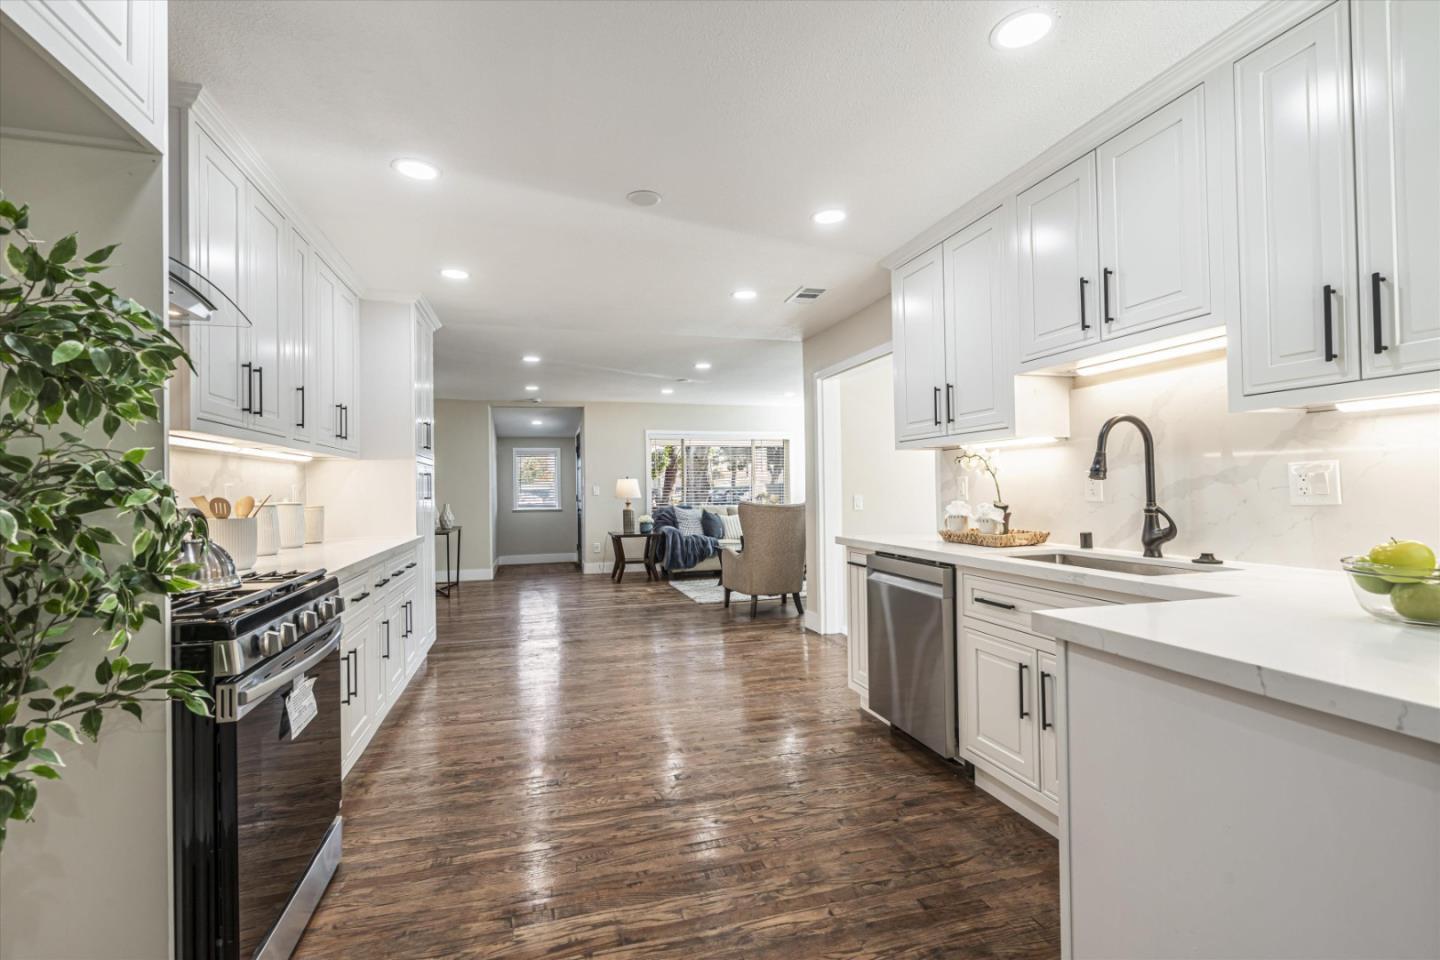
<box><xmin>435</xmin><ymin>525</ymin><xmax>461</xmax><ymax>597</ymax></box>
<box><xmin>610</xmin><ymin>531</ymin><xmax>658</xmax><ymax>582</ymax></box>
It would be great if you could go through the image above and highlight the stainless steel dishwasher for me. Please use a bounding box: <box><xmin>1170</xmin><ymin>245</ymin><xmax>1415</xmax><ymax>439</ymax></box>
<box><xmin>866</xmin><ymin>553</ymin><xmax>957</xmax><ymax>758</ymax></box>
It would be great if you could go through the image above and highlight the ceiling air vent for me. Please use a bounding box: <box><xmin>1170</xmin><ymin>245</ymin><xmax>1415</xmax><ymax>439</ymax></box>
<box><xmin>785</xmin><ymin>286</ymin><xmax>826</xmax><ymax>303</ymax></box>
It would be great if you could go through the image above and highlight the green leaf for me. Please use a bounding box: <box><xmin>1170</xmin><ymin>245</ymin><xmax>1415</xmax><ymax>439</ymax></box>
<box><xmin>47</xmin><ymin>721</ymin><xmax>81</xmax><ymax>744</ymax></box>
<box><xmin>29</xmin><ymin>747</ymin><xmax>63</xmax><ymax>767</ymax></box>
<box><xmin>0</xmin><ymin>508</ymin><xmax>16</xmax><ymax>543</ymax></box>
<box><xmin>121</xmin><ymin>702</ymin><xmax>143</xmax><ymax>722</ymax></box>
<box><xmin>48</xmin><ymin>234</ymin><xmax>78</xmax><ymax>264</ymax></box>
<box><xmin>29</xmin><ymin>765</ymin><xmax>62</xmax><ymax>780</ymax></box>
<box><xmin>123</xmin><ymin>447</ymin><xmax>152</xmax><ymax>464</ymax></box>
<box><xmin>50</xmin><ymin>340</ymin><xmax>85</xmax><ymax>365</ymax></box>
<box><xmin>131</xmin><ymin>528</ymin><xmax>153</xmax><ymax>557</ymax></box>
<box><xmin>83</xmin><ymin>243</ymin><xmax>118</xmax><ymax>264</ymax></box>
<box><xmin>94</xmin><ymin>659</ymin><xmax>113</xmax><ymax>685</ymax></box>
<box><xmin>79</xmin><ymin>708</ymin><xmax>103</xmax><ymax>741</ymax></box>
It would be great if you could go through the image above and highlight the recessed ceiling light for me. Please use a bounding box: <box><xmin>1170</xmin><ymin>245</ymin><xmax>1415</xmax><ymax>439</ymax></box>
<box><xmin>524</xmin><ymin>384</ymin><xmax>539</xmax><ymax>391</ymax></box>
<box><xmin>626</xmin><ymin>189</ymin><xmax>663</xmax><ymax>207</ymax></box>
<box><xmin>661</xmin><ymin>387</ymin><xmax>675</xmax><ymax>395</ymax></box>
<box><xmin>522</xmin><ymin>355</ymin><xmax>541</xmax><ymax>363</ymax></box>
<box><xmin>391</xmin><ymin>157</ymin><xmax>439</xmax><ymax>180</ymax></box>
<box><xmin>694</xmin><ymin>361</ymin><xmax>712</xmax><ymax>371</ymax></box>
<box><xmin>990</xmin><ymin>8</ymin><xmax>1053</xmax><ymax>49</ymax></box>
<box><xmin>732</xmin><ymin>289</ymin><xmax>758</xmax><ymax>301</ymax></box>
<box><xmin>812</xmin><ymin>208</ymin><xmax>847</xmax><ymax>225</ymax></box>
<box><xmin>440</xmin><ymin>267</ymin><xmax>469</xmax><ymax>280</ymax></box>
<box><xmin>531</xmin><ymin>419</ymin><xmax>544</xmax><ymax>426</ymax></box>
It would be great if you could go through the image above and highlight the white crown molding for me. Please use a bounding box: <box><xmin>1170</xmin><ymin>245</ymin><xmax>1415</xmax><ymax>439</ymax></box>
<box><xmin>882</xmin><ymin>0</ymin><xmax>1331</xmax><ymax>269</ymax></box>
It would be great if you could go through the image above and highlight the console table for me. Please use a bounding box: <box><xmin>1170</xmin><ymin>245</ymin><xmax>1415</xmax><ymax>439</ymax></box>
<box><xmin>435</xmin><ymin>525</ymin><xmax>461</xmax><ymax>597</ymax></box>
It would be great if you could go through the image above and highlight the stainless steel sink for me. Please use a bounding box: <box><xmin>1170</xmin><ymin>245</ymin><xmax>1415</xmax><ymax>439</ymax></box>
<box><xmin>1015</xmin><ymin>552</ymin><xmax>1221</xmax><ymax>576</ymax></box>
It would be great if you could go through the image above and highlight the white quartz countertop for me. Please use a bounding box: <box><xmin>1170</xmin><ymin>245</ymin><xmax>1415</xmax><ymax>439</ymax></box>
<box><xmin>250</xmin><ymin>535</ymin><xmax>422</xmax><ymax>581</ymax></box>
<box><xmin>837</xmin><ymin>533</ymin><xmax>1440</xmax><ymax>744</ymax></box>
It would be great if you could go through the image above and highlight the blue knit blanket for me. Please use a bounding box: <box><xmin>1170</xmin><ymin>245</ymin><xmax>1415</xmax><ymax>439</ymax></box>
<box><xmin>656</xmin><ymin>525</ymin><xmax>719</xmax><ymax>571</ymax></box>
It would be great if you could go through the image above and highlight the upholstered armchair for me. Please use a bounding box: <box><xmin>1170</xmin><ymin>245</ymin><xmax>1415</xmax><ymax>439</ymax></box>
<box><xmin>720</xmin><ymin>502</ymin><xmax>805</xmax><ymax>617</ymax></box>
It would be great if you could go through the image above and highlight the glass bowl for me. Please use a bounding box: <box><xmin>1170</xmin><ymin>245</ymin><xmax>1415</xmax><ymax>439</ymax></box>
<box><xmin>1340</xmin><ymin>557</ymin><xmax>1440</xmax><ymax>628</ymax></box>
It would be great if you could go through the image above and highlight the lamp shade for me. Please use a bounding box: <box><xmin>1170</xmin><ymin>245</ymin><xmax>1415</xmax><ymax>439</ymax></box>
<box><xmin>614</xmin><ymin>477</ymin><xmax>642</xmax><ymax>500</ymax></box>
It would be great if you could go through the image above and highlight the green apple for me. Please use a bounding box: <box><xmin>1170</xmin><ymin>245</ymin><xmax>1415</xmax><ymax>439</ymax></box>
<box><xmin>1353</xmin><ymin>574</ymin><xmax>1394</xmax><ymax>595</ymax></box>
<box><xmin>1391</xmin><ymin>583</ymin><xmax>1440</xmax><ymax>624</ymax></box>
<box><xmin>1368</xmin><ymin>539</ymin><xmax>1437</xmax><ymax>583</ymax></box>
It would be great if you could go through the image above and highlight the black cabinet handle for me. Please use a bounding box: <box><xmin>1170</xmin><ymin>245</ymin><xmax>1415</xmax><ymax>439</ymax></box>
<box><xmin>335</xmin><ymin>403</ymin><xmax>343</xmax><ymax>438</ymax></box>
<box><xmin>1079</xmin><ymin>276</ymin><xmax>1090</xmax><ymax>331</ymax></box>
<box><xmin>351</xmin><ymin>651</ymin><xmax>358</xmax><ymax>699</ymax></box>
<box><xmin>1323</xmin><ymin>284</ymin><xmax>1337</xmax><ymax>362</ymax></box>
<box><xmin>376</xmin><ymin>577</ymin><xmax>389</xmax><ymax>588</ymax></box>
<box><xmin>1018</xmin><ymin>663</ymin><xmax>1030</xmax><ymax>719</ymax></box>
<box><xmin>974</xmin><ymin>596</ymin><xmax>1017</xmax><ymax>611</ymax></box>
<box><xmin>392</xmin><ymin>568</ymin><xmax>404</xmax><ymax>577</ymax></box>
<box><xmin>342</xmin><ymin>404</ymin><xmax>349</xmax><ymax>440</ymax></box>
<box><xmin>340</xmin><ymin>651</ymin><xmax>350</xmax><ymax>705</ymax></box>
<box><xmin>1372</xmin><ymin>272</ymin><xmax>1388</xmax><ymax>354</ymax></box>
<box><xmin>296</xmin><ymin>385</ymin><xmax>305</xmax><ymax>428</ymax></box>
<box><xmin>254</xmin><ymin>366</ymin><xmax>263</xmax><ymax>416</ymax></box>
<box><xmin>945</xmin><ymin>384</ymin><xmax>954</xmax><ymax>423</ymax></box>
<box><xmin>932</xmin><ymin>386</ymin><xmax>940</xmax><ymax>426</ymax></box>
<box><xmin>1040</xmin><ymin>670</ymin><xmax>1052</xmax><ymax>730</ymax></box>
<box><xmin>241</xmin><ymin>362</ymin><xmax>253</xmax><ymax>413</ymax></box>
<box><xmin>1102</xmin><ymin>267</ymin><xmax>1114</xmax><ymax>324</ymax></box>
<box><xmin>405</xmin><ymin>562</ymin><xmax>416</xmax><ymax>569</ymax></box>
<box><xmin>382</xmin><ymin>620</ymin><xmax>391</xmax><ymax>659</ymax></box>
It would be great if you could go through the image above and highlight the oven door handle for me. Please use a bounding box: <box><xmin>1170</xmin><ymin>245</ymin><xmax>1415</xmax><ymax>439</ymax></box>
<box><xmin>219</xmin><ymin>624</ymin><xmax>342</xmax><ymax>723</ymax></box>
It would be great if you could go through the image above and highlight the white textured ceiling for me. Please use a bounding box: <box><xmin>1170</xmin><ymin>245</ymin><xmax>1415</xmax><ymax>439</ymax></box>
<box><xmin>492</xmin><ymin>405</ymin><xmax>583</xmax><ymax>439</ymax></box>
<box><xmin>170</xmin><ymin>0</ymin><xmax>1263</xmax><ymax>405</ymax></box>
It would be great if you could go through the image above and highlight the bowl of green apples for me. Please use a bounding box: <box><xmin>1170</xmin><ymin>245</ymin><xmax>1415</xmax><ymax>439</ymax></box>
<box><xmin>1342</xmin><ymin>539</ymin><xmax>1440</xmax><ymax>628</ymax></box>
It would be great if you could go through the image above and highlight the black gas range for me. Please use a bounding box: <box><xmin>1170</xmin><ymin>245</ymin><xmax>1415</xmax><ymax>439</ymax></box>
<box><xmin>173</xmin><ymin>569</ymin><xmax>346</xmax><ymax>960</ymax></box>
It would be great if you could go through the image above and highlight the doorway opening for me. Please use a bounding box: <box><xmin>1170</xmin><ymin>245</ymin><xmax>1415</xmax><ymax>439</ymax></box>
<box><xmin>490</xmin><ymin>405</ymin><xmax>585</xmax><ymax>570</ymax></box>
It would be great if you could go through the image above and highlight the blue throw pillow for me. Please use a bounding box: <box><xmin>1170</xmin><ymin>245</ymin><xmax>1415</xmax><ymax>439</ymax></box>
<box><xmin>700</xmin><ymin>510</ymin><xmax>725</xmax><ymax>539</ymax></box>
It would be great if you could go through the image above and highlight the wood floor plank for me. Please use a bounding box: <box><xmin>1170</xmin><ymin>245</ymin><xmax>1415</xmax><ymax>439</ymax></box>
<box><xmin>293</xmin><ymin>564</ymin><xmax>1059</xmax><ymax>959</ymax></box>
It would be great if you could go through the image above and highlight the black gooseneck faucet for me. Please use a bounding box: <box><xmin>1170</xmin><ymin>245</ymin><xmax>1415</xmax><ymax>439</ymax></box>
<box><xmin>1088</xmin><ymin>415</ymin><xmax>1178</xmax><ymax>558</ymax></box>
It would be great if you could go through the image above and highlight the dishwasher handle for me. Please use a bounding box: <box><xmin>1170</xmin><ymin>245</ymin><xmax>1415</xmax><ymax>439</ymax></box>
<box><xmin>868</xmin><ymin>570</ymin><xmax>946</xmax><ymax>600</ymax></box>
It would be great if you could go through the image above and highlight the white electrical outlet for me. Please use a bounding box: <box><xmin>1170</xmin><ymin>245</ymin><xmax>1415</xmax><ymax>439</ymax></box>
<box><xmin>592</xmin><ymin>542</ymin><xmax>601</xmax><ymax>553</ymax></box>
<box><xmin>957</xmin><ymin>477</ymin><xmax>969</xmax><ymax>500</ymax></box>
<box><xmin>1085</xmin><ymin>478</ymin><xmax>1104</xmax><ymax>502</ymax></box>
<box><xmin>853</xmin><ymin>494</ymin><xmax>865</xmax><ymax>511</ymax></box>
<box><xmin>592</xmin><ymin>484</ymin><xmax>600</xmax><ymax>497</ymax></box>
<box><xmin>1288</xmin><ymin>460</ymin><xmax>1342</xmax><ymax>505</ymax></box>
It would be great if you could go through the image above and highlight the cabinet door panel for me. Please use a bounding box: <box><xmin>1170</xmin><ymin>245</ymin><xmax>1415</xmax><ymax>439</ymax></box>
<box><xmin>1017</xmin><ymin>153</ymin><xmax>1100</xmax><ymax>361</ymax></box>
<box><xmin>333</xmin><ymin>282</ymin><xmax>359</xmax><ymax>453</ymax></box>
<box><xmin>1038</xmin><ymin>650</ymin><xmax>1060</xmax><ymax>805</ymax></box>
<box><xmin>1097</xmin><ymin>86</ymin><xmax>1210</xmax><ymax>337</ymax></box>
<box><xmin>1235</xmin><ymin>3</ymin><xmax>1358</xmax><ymax>394</ymax></box>
<box><xmin>242</xmin><ymin>181</ymin><xmax>286</xmax><ymax>437</ymax></box>
<box><xmin>891</xmin><ymin>245</ymin><xmax>947</xmax><ymax>442</ymax></box>
<box><xmin>960</xmin><ymin>625</ymin><xmax>1037</xmax><ymax>787</ymax></box>
<box><xmin>191</xmin><ymin>129</ymin><xmax>248</xmax><ymax>428</ymax></box>
<box><xmin>943</xmin><ymin>206</ymin><xmax>1012</xmax><ymax>434</ymax></box>
<box><xmin>341</xmin><ymin>617</ymin><xmax>373</xmax><ymax>773</ymax></box>
<box><xmin>284</xmin><ymin>228</ymin><xmax>314</xmax><ymax>442</ymax></box>
<box><xmin>380</xmin><ymin>597</ymin><xmax>404</xmax><ymax>702</ymax></box>
<box><xmin>312</xmin><ymin>260</ymin><xmax>340</xmax><ymax>448</ymax></box>
<box><xmin>1354</xmin><ymin>0</ymin><xmax>1440</xmax><ymax>379</ymax></box>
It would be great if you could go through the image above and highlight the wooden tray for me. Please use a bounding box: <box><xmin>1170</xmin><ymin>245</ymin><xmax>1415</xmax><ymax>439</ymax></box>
<box><xmin>939</xmin><ymin>528</ymin><xmax>1050</xmax><ymax>548</ymax></box>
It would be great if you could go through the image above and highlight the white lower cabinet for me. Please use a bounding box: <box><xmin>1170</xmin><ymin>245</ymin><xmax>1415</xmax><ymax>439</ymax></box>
<box><xmin>961</xmin><ymin>623</ymin><xmax>1040</xmax><ymax>790</ymax></box>
<box><xmin>340</xmin><ymin>613</ymin><xmax>374</xmax><ymax>776</ymax></box>
<box><xmin>845</xmin><ymin>550</ymin><xmax>870</xmax><ymax>705</ymax></box>
<box><xmin>1037</xmin><ymin>650</ymin><xmax>1060</xmax><ymax>805</ymax></box>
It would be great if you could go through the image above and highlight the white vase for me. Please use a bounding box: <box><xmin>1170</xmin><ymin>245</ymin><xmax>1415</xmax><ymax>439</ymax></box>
<box><xmin>440</xmin><ymin>503</ymin><xmax>456</xmax><ymax>529</ymax></box>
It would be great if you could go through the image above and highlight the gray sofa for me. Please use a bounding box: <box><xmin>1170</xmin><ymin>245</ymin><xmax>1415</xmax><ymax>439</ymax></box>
<box><xmin>656</xmin><ymin>504</ymin><xmax>741</xmax><ymax>575</ymax></box>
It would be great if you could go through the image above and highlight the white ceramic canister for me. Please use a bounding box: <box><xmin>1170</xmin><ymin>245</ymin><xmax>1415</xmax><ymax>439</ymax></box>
<box><xmin>304</xmin><ymin>505</ymin><xmax>325</xmax><ymax>543</ymax></box>
<box><xmin>275</xmin><ymin>502</ymin><xmax>305</xmax><ymax>549</ymax></box>
<box><xmin>255</xmin><ymin>504</ymin><xmax>279</xmax><ymax>556</ymax></box>
<box><xmin>208</xmin><ymin>517</ymin><xmax>258</xmax><ymax>570</ymax></box>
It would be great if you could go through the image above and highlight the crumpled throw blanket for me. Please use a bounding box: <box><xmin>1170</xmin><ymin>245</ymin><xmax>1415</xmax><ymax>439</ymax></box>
<box><xmin>656</xmin><ymin>525</ymin><xmax>719</xmax><ymax>571</ymax></box>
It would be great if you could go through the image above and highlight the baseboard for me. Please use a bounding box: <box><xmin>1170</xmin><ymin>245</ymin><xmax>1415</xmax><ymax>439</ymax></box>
<box><xmin>582</xmin><ymin>561</ymin><xmax>610</xmax><ymax>575</ymax></box>
<box><xmin>973</xmin><ymin>767</ymin><xmax>1059</xmax><ymax>838</ymax></box>
<box><xmin>439</xmin><ymin>567</ymin><xmax>492</xmax><ymax>582</ymax></box>
<box><xmin>803</xmin><ymin>610</ymin><xmax>823</xmax><ymax>634</ymax></box>
<box><xmin>496</xmin><ymin>552</ymin><xmax>578</xmax><ymax>566</ymax></box>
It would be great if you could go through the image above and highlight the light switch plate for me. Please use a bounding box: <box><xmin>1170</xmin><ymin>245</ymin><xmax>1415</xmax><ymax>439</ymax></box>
<box><xmin>1085</xmin><ymin>478</ymin><xmax>1104</xmax><ymax>502</ymax></box>
<box><xmin>1289</xmin><ymin>460</ymin><xmax>1342</xmax><ymax>505</ymax></box>
<box><xmin>592</xmin><ymin>484</ymin><xmax>600</xmax><ymax>496</ymax></box>
<box><xmin>852</xmin><ymin>494</ymin><xmax>864</xmax><ymax>511</ymax></box>
<box><xmin>957</xmin><ymin>477</ymin><xmax>969</xmax><ymax>501</ymax></box>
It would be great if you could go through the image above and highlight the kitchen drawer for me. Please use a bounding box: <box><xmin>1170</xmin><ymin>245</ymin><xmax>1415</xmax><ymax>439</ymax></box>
<box><xmin>340</xmin><ymin>570</ymin><xmax>375</xmax><ymax>611</ymax></box>
<box><xmin>961</xmin><ymin>573</ymin><xmax>1110</xmax><ymax>637</ymax></box>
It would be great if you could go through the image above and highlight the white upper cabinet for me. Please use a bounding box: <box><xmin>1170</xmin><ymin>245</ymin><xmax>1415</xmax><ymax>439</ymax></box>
<box><xmin>241</xmin><ymin>182</ymin><xmax>287</xmax><ymax>438</ymax></box>
<box><xmin>1096</xmin><ymin>86</ymin><xmax>1211</xmax><ymax>338</ymax></box>
<box><xmin>1353</xmin><ymin>0</ymin><xmax>1440</xmax><ymax>380</ymax></box>
<box><xmin>189</xmin><ymin>128</ymin><xmax>249</xmax><ymax>431</ymax></box>
<box><xmin>1017</xmin><ymin>153</ymin><xmax>1100</xmax><ymax>362</ymax></box>
<box><xmin>332</xmin><ymin>280</ymin><xmax>359</xmax><ymax>454</ymax></box>
<box><xmin>284</xmin><ymin>227</ymin><xmax>314</xmax><ymax>443</ymax></box>
<box><xmin>1234</xmin><ymin>3</ymin><xmax>1359</xmax><ymax>395</ymax></box>
<box><xmin>0</xmin><ymin>0</ymin><xmax>165</xmax><ymax>151</ymax></box>
<box><xmin>891</xmin><ymin>245</ymin><xmax>948</xmax><ymax>442</ymax></box>
<box><xmin>943</xmin><ymin>206</ymin><xmax>1011</xmax><ymax>434</ymax></box>
<box><xmin>414</xmin><ymin>317</ymin><xmax>435</xmax><ymax>460</ymax></box>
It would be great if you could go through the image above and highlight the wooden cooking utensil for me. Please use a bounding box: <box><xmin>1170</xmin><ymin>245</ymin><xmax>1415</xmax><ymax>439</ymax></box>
<box><xmin>209</xmin><ymin>497</ymin><xmax>232</xmax><ymax>519</ymax></box>
<box><xmin>235</xmin><ymin>495</ymin><xmax>255</xmax><ymax>519</ymax></box>
<box><xmin>189</xmin><ymin>495</ymin><xmax>213</xmax><ymax>517</ymax></box>
<box><xmin>253</xmin><ymin>494</ymin><xmax>272</xmax><ymax>514</ymax></box>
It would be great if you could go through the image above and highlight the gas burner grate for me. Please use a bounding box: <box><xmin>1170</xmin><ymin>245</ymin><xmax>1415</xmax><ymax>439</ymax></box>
<box><xmin>171</xmin><ymin>569</ymin><xmax>328</xmax><ymax>622</ymax></box>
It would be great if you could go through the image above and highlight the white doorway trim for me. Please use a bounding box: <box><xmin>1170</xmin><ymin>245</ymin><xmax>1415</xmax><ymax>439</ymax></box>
<box><xmin>812</xmin><ymin>341</ymin><xmax>892</xmax><ymax>636</ymax></box>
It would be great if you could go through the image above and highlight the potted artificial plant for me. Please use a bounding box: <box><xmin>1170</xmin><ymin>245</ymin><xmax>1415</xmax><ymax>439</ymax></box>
<box><xmin>0</xmin><ymin>195</ymin><xmax>209</xmax><ymax>852</ymax></box>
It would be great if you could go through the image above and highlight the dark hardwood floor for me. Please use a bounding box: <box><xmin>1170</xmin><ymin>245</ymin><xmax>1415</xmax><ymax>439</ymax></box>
<box><xmin>294</xmin><ymin>564</ymin><xmax>1060</xmax><ymax>959</ymax></box>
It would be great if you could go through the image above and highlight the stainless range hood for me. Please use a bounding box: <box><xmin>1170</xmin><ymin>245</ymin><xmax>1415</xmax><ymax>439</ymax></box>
<box><xmin>167</xmin><ymin>258</ymin><xmax>251</xmax><ymax>328</ymax></box>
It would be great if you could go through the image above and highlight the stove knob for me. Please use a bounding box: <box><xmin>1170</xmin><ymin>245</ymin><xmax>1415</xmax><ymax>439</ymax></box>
<box><xmin>299</xmin><ymin>610</ymin><xmax>319</xmax><ymax>632</ymax></box>
<box><xmin>260</xmin><ymin>629</ymin><xmax>283</xmax><ymax>656</ymax></box>
<box><xmin>332</xmin><ymin>595</ymin><xmax>346</xmax><ymax>614</ymax></box>
<box><xmin>321</xmin><ymin>598</ymin><xmax>340</xmax><ymax>621</ymax></box>
<box><xmin>280</xmin><ymin>622</ymin><xmax>299</xmax><ymax>647</ymax></box>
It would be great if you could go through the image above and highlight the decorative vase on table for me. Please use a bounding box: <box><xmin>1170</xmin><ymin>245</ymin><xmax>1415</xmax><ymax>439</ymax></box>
<box><xmin>440</xmin><ymin>502</ymin><xmax>456</xmax><ymax>530</ymax></box>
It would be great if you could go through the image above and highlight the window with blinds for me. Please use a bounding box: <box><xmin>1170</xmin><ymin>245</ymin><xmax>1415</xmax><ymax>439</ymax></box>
<box><xmin>648</xmin><ymin>436</ymin><xmax>789</xmax><ymax>509</ymax></box>
<box><xmin>512</xmin><ymin>447</ymin><xmax>561</xmax><ymax>510</ymax></box>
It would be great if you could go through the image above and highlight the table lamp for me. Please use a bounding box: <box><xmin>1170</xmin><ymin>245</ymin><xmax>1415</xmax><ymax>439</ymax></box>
<box><xmin>615</xmin><ymin>477</ymin><xmax>642</xmax><ymax>533</ymax></box>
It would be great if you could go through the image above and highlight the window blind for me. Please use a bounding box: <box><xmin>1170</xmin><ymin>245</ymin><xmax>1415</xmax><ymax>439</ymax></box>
<box><xmin>647</xmin><ymin>437</ymin><xmax>789</xmax><ymax>509</ymax></box>
<box><xmin>512</xmin><ymin>447</ymin><xmax>560</xmax><ymax>510</ymax></box>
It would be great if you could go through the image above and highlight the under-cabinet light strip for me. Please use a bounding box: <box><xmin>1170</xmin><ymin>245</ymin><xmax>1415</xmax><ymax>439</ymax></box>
<box><xmin>169</xmin><ymin>434</ymin><xmax>314</xmax><ymax>463</ymax></box>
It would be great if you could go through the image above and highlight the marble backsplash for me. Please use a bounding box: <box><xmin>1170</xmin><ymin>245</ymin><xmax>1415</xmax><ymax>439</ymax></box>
<box><xmin>939</xmin><ymin>357</ymin><xmax>1440</xmax><ymax>569</ymax></box>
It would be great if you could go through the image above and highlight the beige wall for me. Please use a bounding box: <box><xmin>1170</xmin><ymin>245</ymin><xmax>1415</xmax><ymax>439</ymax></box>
<box><xmin>495</xmin><ymin>435</ymin><xmax>579</xmax><ymax>561</ymax></box>
<box><xmin>433</xmin><ymin>399</ymin><xmax>495</xmax><ymax>575</ymax></box>
<box><xmin>801</xmin><ymin>296</ymin><xmax>892</xmax><ymax>633</ymax></box>
<box><xmin>837</xmin><ymin>357</ymin><xmax>936</xmax><ymax>539</ymax></box>
<box><xmin>579</xmin><ymin>401</ymin><xmax>805</xmax><ymax>566</ymax></box>
<box><xmin>0</xmin><ymin>138</ymin><xmax>170</xmax><ymax>959</ymax></box>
